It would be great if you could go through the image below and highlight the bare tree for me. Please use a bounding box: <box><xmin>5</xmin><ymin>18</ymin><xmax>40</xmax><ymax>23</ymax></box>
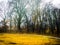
<box><xmin>8</xmin><ymin>0</ymin><xmax>28</xmax><ymax>32</ymax></box>
<box><xmin>0</xmin><ymin>1</ymin><xmax>8</xmax><ymax>32</ymax></box>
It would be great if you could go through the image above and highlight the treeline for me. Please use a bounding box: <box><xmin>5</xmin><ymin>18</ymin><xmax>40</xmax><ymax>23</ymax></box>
<box><xmin>0</xmin><ymin>0</ymin><xmax>60</xmax><ymax>37</ymax></box>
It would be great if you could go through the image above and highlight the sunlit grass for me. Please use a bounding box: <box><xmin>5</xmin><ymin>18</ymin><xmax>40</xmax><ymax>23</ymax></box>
<box><xmin>0</xmin><ymin>33</ymin><xmax>59</xmax><ymax>45</ymax></box>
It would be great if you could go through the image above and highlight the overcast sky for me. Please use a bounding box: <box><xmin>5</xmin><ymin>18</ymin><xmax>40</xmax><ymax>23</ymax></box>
<box><xmin>0</xmin><ymin>0</ymin><xmax>60</xmax><ymax>21</ymax></box>
<box><xmin>42</xmin><ymin>0</ymin><xmax>60</xmax><ymax>8</ymax></box>
<box><xmin>0</xmin><ymin>0</ymin><xmax>60</xmax><ymax>8</ymax></box>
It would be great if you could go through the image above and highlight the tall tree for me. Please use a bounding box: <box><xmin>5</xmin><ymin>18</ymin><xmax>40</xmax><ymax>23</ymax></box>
<box><xmin>8</xmin><ymin>0</ymin><xmax>28</xmax><ymax>32</ymax></box>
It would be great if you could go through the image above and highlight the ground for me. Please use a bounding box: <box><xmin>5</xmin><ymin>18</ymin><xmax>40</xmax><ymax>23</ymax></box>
<box><xmin>0</xmin><ymin>33</ymin><xmax>60</xmax><ymax>45</ymax></box>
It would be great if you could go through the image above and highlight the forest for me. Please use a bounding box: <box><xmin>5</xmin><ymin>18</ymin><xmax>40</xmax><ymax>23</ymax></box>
<box><xmin>0</xmin><ymin>0</ymin><xmax>60</xmax><ymax>45</ymax></box>
<box><xmin>0</xmin><ymin>0</ymin><xmax>60</xmax><ymax>37</ymax></box>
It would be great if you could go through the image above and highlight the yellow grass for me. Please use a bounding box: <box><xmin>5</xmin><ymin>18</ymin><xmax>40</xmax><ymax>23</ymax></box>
<box><xmin>0</xmin><ymin>33</ymin><xmax>58</xmax><ymax>45</ymax></box>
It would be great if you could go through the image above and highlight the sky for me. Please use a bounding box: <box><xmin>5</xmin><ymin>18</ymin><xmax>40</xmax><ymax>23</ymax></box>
<box><xmin>25</xmin><ymin>0</ymin><xmax>60</xmax><ymax>10</ymax></box>
<box><xmin>0</xmin><ymin>0</ymin><xmax>8</xmax><ymax>22</ymax></box>
<box><xmin>0</xmin><ymin>0</ymin><xmax>60</xmax><ymax>8</ymax></box>
<box><xmin>0</xmin><ymin>0</ymin><xmax>60</xmax><ymax>22</ymax></box>
<box><xmin>42</xmin><ymin>0</ymin><xmax>60</xmax><ymax>8</ymax></box>
<box><xmin>0</xmin><ymin>0</ymin><xmax>7</xmax><ymax>2</ymax></box>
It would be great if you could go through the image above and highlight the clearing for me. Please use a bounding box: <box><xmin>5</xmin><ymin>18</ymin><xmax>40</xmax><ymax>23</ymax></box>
<box><xmin>0</xmin><ymin>33</ymin><xmax>60</xmax><ymax>45</ymax></box>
